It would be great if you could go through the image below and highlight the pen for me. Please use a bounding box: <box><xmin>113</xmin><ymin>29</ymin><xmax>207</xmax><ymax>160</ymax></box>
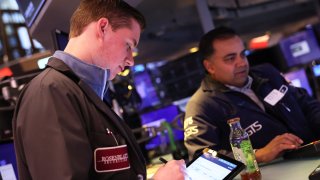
<box><xmin>159</xmin><ymin>157</ymin><xmax>168</xmax><ymax>164</ymax></box>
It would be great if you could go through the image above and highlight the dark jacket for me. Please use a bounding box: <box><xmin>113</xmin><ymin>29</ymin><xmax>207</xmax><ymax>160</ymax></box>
<box><xmin>184</xmin><ymin>63</ymin><xmax>320</xmax><ymax>159</ymax></box>
<box><xmin>13</xmin><ymin>58</ymin><xmax>146</xmax><ymax>180</ymax></box>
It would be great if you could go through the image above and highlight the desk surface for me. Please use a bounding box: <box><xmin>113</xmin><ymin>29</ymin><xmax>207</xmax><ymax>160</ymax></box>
<box><xmin>235</xmin><ymin>157</ymin><xmax>320</xmax><ymax>180</ymax></box>
<box><xmin>147</xmin><ymin>157</ymin><xmax>320</xmax><ymax>180</ymax></box>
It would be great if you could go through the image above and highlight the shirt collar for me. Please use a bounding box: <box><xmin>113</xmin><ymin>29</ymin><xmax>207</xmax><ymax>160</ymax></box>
<box><xmin>226</xmin><ymin>76</ymin><xmax>253</xmax><ymax>93</ymax></box>
<box><xmin>53</xmin><ymin>51</ymin><xmax>110</xmax><ymax>100</ymax></box>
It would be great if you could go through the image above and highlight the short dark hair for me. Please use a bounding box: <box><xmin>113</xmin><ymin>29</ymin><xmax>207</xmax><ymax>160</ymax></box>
<box><xmin>198</xmin><ymin>26</ymin><xmax>238</xmax><ymax>61</ymax></box>
<box><xmin>70</xmin><ymin>0</ymin><xmax>146</xmax><ymax>38</ymax></box>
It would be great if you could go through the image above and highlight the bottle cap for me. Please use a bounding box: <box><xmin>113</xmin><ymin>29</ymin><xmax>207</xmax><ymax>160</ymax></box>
<box><xmin>227</xmin><ymin>117</ymin><xmax>240</xmax><ymax>124</ymax></box>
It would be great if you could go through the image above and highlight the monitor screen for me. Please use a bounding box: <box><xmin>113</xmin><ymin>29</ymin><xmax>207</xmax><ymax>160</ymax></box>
<box><xmin>140</xmin><ymin>104</ymin><xmax>183</xmax><ymax>150</ymax></box>
<box><xmin>0</xmin><ymin>140</ymin><xmax>18</xmax><ymax>180</ymax></box>
<box><xmin>279</xmin><ymin>27</ymin><xmax>320</xmax><ymax>68</ymax></box>
<box><xmin>52</xmin><ymin>29</ymin><xmax>69</xmax><ymax>51</ymax></box>
<box><xmin>132</xmin><ymin>67</ymin><xmax>160</xmax><ymax>111</ymax></box>
<box><xmin>16</xmin><ymin>0</ymin><xmax>46</xmax><ymax>27</ymax></box>
<box><xmin>283</xmin><ymin>68</ymin><xmax>313</xmax><ymax>96</ymax></box>
<box><xmin>312</xmin><ymin>64</ymin><xmax>320</xmax><ymax>77</ymax></box>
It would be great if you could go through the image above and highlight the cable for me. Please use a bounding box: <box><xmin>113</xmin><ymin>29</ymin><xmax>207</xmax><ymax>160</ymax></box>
<box><xmin>161</xmin><ymin>121</ymin><xmax>176</xmax><ymax>152</ymax></box>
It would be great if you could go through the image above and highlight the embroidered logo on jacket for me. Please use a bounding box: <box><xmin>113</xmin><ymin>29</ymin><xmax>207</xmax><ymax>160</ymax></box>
<box><xmin>184</xmin><ymin>116</ymin><xmax>199</xmax><ymax>140</ymax></box>
<box><xmin>245</xmin><ymin>121</ymin><xmax>262</xmax><ymax>136</ymax></box>
<box><xmin>94</xmin><ymin>145</ymin><xmax>130</xmax><ymax>173</ymax></box>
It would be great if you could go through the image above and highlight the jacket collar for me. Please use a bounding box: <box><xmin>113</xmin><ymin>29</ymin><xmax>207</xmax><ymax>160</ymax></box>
<box><xmin>201</xmin><ymin>71</ymin><xmax>269</xmax><ymax>93</ymax></box>
<box><xmin>53</xmin><ymin>51</ymin><xmax>110</xmax><ymax>100</ymax></box>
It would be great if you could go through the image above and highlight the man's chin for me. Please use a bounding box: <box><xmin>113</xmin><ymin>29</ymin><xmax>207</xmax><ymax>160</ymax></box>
<box><xmin>110</xmin><ymin>74</ymin><xmax>117</xmax><ymax>80</ymax></box>
<box><xmin>233</xmin><ymin>78</ymin><xmax>248</xmax><ymax>87</ymax></box>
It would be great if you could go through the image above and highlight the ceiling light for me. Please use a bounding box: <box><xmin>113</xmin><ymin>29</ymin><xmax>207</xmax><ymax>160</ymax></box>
<box><xmin>249</xmin><ymin>33</ymin><xmax>270</xmax><ymax>50</ymax></box>
<box><xmin>189</xmin><ymin>47</ymin><xmax>198</xmax><ymax>53</ymax></box>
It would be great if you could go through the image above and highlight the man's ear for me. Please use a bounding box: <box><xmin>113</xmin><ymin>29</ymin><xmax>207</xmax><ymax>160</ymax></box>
<box><xmin>97</xmin><ymin>18</ymin><xmax>109</xmax><ymax>38</ymax></box>
<box><xmin>203</xmin><ymin>59</ymin><xmax>215</xmax><ymax>74</ymax></box>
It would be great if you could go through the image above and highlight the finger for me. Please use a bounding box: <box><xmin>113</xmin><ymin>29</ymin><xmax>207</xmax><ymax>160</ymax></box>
<box><xmin>168</xmin><ymin>159</ymin><xmax>184</xmax><ymax>166</ymax></box>
<box><xmin>168</xmin><ymin>161</ymin><xmax>186</xmax><ymax>180</ymax></box>
<box><xmin>278</xmin><ymin>142</ymin><xmax>298</xmax><ymax>151</ymax></box>
<box><xmin>284</xmin><ymin>133</ymin><xmax>303</xmax><ymax>142</ymax></box>
<box><xmin>156</xmin><ymin>165</ymin><xmax>164</xmax><ymax>172</ymax></box>
<box><xmin>166</xmin><ymin>160</ymin><xmax>185</xmax><ymax>172</ymax></box>
<box><xmin>279</xmin><ymin>138</ymin><xmax>300</xmax><ymax>148</ymax></box>
<box><xmin>178</xmin><ymin>159</ymin><xmax>186</xmax><ymax>166</ymax></box>
<box><xmin>281</xmin><ymin>133</ymin><xmax>303</xmax><ymax>145</ymax></box>
<box><xmin>287</xmin><ymin>133</ymin><xmax>304</xmax><ymax>144</ymax></box>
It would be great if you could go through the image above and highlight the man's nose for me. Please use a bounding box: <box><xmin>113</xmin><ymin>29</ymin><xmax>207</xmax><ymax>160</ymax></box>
<box><xmin>236</xmin><ymin>55</ymin><xmax>247</xmax><ymax>66</ymax></box>
<box><xmin>126</xmin><ymin>52</ymin><xmax>134</xmax><ymax>67</ymax></box>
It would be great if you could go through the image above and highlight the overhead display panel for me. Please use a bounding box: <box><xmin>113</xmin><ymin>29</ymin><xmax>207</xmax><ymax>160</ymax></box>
<box><xmin>15</xmin><ymin>0</ymin><xmax>46</xmax><ymax>28</ymax></box>
<box><xmin>15</xmin><ymin>0</ymin><xmax>79</xmax><ymax>52</ymax></box>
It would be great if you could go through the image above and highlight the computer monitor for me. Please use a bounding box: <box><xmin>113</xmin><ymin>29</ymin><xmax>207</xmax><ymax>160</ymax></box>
<box><xmin>15</xmin><ymin>0</ymin><xmax>79</xmax><ymax>53</ymax></box>
<box><xmin>0</xmin><ymin>140</ymin><xmax>18</xmax><ymax>180</ymax></box>
<box><xmin>52</xmin><ymin>29</ymin><xmax>69</xmax><ymax>51</ymax></box>
<box><xmin>283</xmin><ymin>68</ymin><xmax>313</xmax><ymax>96</ymax></box>
<box><xmin>279</xmin><ymin>27</ymin><xmax>320</xmax><ymax>68</ymax></box>
<box><xmin>132</xmin><ymin>66</ymin><xmax>160</xmax><ymax>111</ymax></box>
<box><xmin>15</xmin><ymin>0</ymin><xmax>46</xmax><ymax>28</ymax></box>
<box><xmin>139</xmin><ymin>104</ymin><xmax>183</xmax><ymax>150</ymax></box>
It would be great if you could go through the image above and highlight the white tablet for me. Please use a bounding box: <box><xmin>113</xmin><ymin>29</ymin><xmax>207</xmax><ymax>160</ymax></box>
<box><xmin>186</xmin><ymin>148</ymin><xmax>245</xmax><ymax>180</ymax></box>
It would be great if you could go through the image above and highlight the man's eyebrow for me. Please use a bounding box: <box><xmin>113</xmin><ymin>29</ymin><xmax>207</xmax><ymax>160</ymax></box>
<box><xmin>241</xmin><ymin>49</ymin><xmax>248</xmax><ymax>53</ymax></box>
<box><xmin>223</xmin><ymin>53</ymin><xmax>236</xmax><ymax>59</ymax></box>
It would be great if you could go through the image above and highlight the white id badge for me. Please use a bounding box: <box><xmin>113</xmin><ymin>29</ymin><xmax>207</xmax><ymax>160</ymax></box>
<box><xmin>264</xmin><ymin>85</ymin><xmax>288</xmax><ymax>106</ymax></box>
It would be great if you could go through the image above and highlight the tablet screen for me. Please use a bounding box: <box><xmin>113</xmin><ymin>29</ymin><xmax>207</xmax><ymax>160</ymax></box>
<box><xmin>186</xmin><ymin>148</ymin><xmax>244</xmax><ymax>180</ymax></box>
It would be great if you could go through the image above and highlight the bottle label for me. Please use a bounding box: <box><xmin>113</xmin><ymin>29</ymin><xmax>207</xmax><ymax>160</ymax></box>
<box><xmin>240</xmin><ymin>140</ymin><xmax>259</xmax><ymax>173</ymax></box>
<box><xmin>231</xmin><ymin>146</ymin><xmax>245</xmax><ymax>162</ymax></box>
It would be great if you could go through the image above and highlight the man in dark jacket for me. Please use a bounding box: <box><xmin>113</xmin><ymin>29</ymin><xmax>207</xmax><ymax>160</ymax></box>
<box><xmin>13</xmin><ymin>0</ymin><xmax>186</xmax><ymax>179</ymax></box>
<box><xmin>184</xmin><ymin>26</ymin><xmax>320</xmax><ymax>163</ymax></box>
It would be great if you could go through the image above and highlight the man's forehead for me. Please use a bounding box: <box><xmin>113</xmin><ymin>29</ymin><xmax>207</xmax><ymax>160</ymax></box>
<box><xmin>213</xmin><ymin>37</ymin><xmax>244</xmax><ymax>51</ymax></box>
